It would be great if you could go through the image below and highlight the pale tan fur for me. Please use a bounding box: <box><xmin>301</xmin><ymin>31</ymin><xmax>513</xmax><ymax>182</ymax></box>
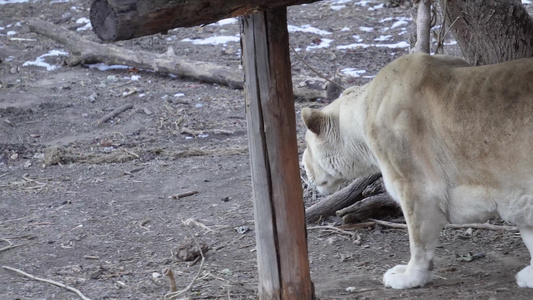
<box><xmin>301</xmin><ymin>52</ymin><xmax>533</xmax><ymax>289</ymax></box>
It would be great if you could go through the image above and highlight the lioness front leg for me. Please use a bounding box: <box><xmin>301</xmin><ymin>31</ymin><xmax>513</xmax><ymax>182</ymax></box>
<box><xmin>383</xmin><ymin>184</ymin><xmax>447</xmax><ymax>289</ymax></box>
<box><xmin>516</xmin><ymin>227</ymin><xmax>533</xmax><ymax>288</ymax></box>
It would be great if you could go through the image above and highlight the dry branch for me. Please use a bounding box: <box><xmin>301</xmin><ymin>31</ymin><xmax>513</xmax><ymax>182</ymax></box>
<box><xmin>28</xmin><ymin>19</ymin><xmax>331</xmax><ymax>99</ymax></box>
<box><xmin>2</xmin><ymin>266</ymin><xmax>92</xmax><ymax>300</ymax></box>
<box><xmin>368</xmin><ymin>219</ymin><xmax>519</xmax><ymax>231</ymax></box>
<box><xmin>28</xmin><ymin>19</ymin><xmax>243</xmax><ymax>89</ymax></box>
<box><xmin>305</xmin><ymin>173</ymin><xmax>382</xmax><ymax>223</ymax></box>
<box><xmin>0</xmin><ymin>238</ymin><xmax>26</xmax><ymax>253</ymax></box>
<box><xmin>411</xmin><ymin>0</ymin><xmax>432</xmax><ymax>53</ymax></box>
<box><xmin>337</xmin><ymin>193</ymin><xmax>401</xmax><ymax>224</ymax></box>
<box><xmin>95</xmin><ymin>103</ymin><xmax>133</xmax><ymax>125</ymax></box>
<box><xmin>170</xmin><ymin>191</ymin><xmax>199</xmax><ymax>199</ymax></box>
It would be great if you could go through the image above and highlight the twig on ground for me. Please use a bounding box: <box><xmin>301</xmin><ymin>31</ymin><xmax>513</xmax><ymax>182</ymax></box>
<box><xmin>2</xmin><ymin>265</ymin><xmax>92</xmax><ymax>300</ymax></box>
<box><xmin>0</xmin><ymin>238</ymin><xmax>26</xmax><ymax>253</ymax></box>
<box><xmin>368</xmin><ymin>219</ymin><xmax>407</xmax><ymax>229</ymax></box>
<box><xmin>369</xmin><ymin>219</ymin><xmax>518</xmax><ymax>231</ymax></box>
<box><xmin>170</xmin><ymin>191</ymin><xmax>199</xmax><ymax>199</ymax></box>
<box><xmin>308</xmin><ymin>225</ymin><xmax>356</xmax><ymax>237</ymax></box>
<box><xmin>95</xmin><ymin>104</ymin><xmax>134</xmax><ymax>126</ymax></box>
<box><xmin>164</xmin><ymin>268</ymin><xmax>178</xmax><ymax>293</ymax></box>
<box><xmin>121</xmin><ymin>148</ymin><xmax>140</xmax><ymax>159</ymax></box>
<box><xmin>445</xmin><ymin>223</ymin><xmax>517</xmax><ymax>231</ymax></box>
<box><xmin>139</xmin><ymin>219</ymin><xmax>151</xmax><ymax>231</ymax></box>
<box><xmin>83</xmin><ymin>255</ymin><xmax>100</xmax><ymax>260</ymax></box>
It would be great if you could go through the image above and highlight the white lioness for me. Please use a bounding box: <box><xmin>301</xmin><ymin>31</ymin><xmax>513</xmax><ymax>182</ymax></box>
<box><xmin>301</xmin><ymin>52</ymin><xmax>533</xmax><ymax>289</ymax></box>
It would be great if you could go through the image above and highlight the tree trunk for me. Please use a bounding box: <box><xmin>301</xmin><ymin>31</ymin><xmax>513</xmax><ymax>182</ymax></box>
<box><xmin>442</xmin><ymin>0</ymin><xmax>533</xmax><ymax>65</ymax></box>
<box><xmin>90</xmin><ymin>0</ymin><xmax>320</xmax><ymax>42</ymax></box>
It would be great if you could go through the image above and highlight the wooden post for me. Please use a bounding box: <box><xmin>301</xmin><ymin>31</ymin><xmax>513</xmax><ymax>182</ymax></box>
<box><xmin>240</xmin><ymin>8</ymin><xmax>314</xmax><ymax>300</ymax></box>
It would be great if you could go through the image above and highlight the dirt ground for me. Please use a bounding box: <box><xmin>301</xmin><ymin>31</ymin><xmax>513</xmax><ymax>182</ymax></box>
<box><xmin>2</xmin><ymin>0</ymin><xmax>533</xmax><ymax>299</ymax></box>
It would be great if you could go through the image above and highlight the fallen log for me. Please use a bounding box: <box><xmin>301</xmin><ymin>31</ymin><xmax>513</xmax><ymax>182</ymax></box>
<box><xmin>28</xmin><ymin>19</ymin><xmax>243</xmax><ymax>89</ymax></box>
<box><xmin>28</xmin><ymin>19</ymin><xmax>330</xmax><ymax>99</ymax></box>
<box><xmin>90</xmin><ymin>0</ymin><xmax>321</xmax><ymax>42</ymax></box>
<box><xmin>305</xmin><ymin>173</ymin><xmax>382</xmax><ymax>224</ymax></box>
<box><xmin>336</xmin><ymin>193</ymin><xmax>401</xmax><ymax>224</ymax></box>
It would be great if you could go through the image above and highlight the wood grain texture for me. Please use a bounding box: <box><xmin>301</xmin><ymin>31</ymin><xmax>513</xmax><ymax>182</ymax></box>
<box><xmin>241</xmin><ymin>8</ymin><xmax>314</xmax><ymax>299</ymax></box>
<box><xmin>90</xmin><ymin>0</ymin><xmax>321</xmax><ymax>42</ymax></box>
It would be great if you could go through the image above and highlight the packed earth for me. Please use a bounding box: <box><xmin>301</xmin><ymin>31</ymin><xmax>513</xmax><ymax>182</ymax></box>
<box><xmin>2</xmin><ymin>0</ymin><xmax>533</xmax><ymax>299</ymax></box>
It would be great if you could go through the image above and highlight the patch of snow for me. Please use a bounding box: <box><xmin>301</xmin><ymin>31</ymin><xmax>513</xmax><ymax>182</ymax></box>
<box><xmin>444</xmin><ymin>40</ymin><xmax>458</xmax><ymax>46</ymax></box>
<box><xmin>181</xmin><ymin>35</ymin><xmax>240</xmax><ymax>45</ymax></box>
<box><xmin>391</xmin><ymin>20</ymin><xmax>409</xmax><ymax>29</ymax></box>
<box><xmin>306</xmin><ymin>38</ymin><xmax>333</xmax><ymax>51</ymax></box>
<box><xmin>287</xmin><ymin>24</ymin><xmax>331</xmax><ymax>35</ymax></box>
<box><xmin>329</xmin><ymin>0</ymin><xmax>351</xmax><ymax>4</ymax></box>
<box><xmin>354</xmin><ymin>0</ymin><xmax>371</xmax><ymax>6</ymax></box>
<box><xmin>330</xmin><ymin>4</ymin><xmax>346</xmax><ymax>10</ymax></box>
<box><xmin>23</xmin><ymin>49</ymin><xmax>68</xmax><ymax>71</ymax></box>
<box><xmin>337</xmin><ymin>40</ymin><xmax>410</xmax><ymax>50</ymax></box>
<box><xmin>0</xmin><ymin>0</ymin><xmax>31</xmax><ymax>5</ymax></box>
<box><xmin>210</xmin><ymin>18</ymin><xmax>238</xmax><ymax>26</ymax></box>
<box><xmin>341</xmin><ymin>68</ymin><xmax>366</xmax><ymax>77</ymax></box>
<box><xmin>359</xmin><ymin>26</ymin><xmax>373</xmax><ymax>32</ymax></box>
<box><xmin>369</xmin><ymin>3</ymin><xmax>384</xmax><ymax>10</ymax></box>
<box><xmin>87</xmin><ymin>63</ymin><xmax>129</xmax><ymax>71</ymax></box>
<box><xmin>340</xmin><ymin>27</ymin><xmax>351</xmax><ymax>32</ymax></box>
<box><xmin>76</xmin><ymin>17</ymin><xmax>92</xmax><ymax>31</ymax></box>
<box><xmin>352</xmin><ymin>35</ymin><xmax>363</xmax><ymax>42</ymax></box>
<box><xmin>374</xmin><ymin>35</ymin><xmax>392</xmax><ymax>41</ymax></box>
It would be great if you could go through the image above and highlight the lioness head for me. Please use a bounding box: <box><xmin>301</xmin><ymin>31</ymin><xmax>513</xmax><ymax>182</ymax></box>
<box><xmin>301</xmin><ymin>106</ymin><xmax>345</xmax><ymax>194</ymax></box>
<box><xmin>301</xmin><ymin>86</ymin><xmax>379</xmax><ymax>195</ymax></box>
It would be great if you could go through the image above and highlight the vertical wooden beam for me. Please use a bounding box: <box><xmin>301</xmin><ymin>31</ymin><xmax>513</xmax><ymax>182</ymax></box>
<box><xmin>240</xmin><ymin>7</ymin><xmax>314</xmax><ymax>300</ymax></box>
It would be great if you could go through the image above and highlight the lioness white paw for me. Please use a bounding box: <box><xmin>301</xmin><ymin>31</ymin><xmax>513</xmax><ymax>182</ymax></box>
<box><xmin>383</xmin><ymin>265</ymin><xmax>430</xmax><ymax>289</ymax></box>
<box><xmin>517</xmin><ymin>266</ymin><xmax>533</xmax><ymax>288</ymax></box>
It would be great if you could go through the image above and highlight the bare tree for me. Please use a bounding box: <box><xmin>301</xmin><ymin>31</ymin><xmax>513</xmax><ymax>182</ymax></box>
<box><xmin>441</xmin><ymin>0</ymin><xmax>533</xmax><ymax>65</ymax></box>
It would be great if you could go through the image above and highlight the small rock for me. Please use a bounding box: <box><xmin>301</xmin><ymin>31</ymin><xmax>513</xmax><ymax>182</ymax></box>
<box><xmin>10</xmin><ymin>66</ymin><xmax>18</xmax><ymax>74</ymax></box>
<box><xmin>220</xmin><ymin>268</ymin><xmax>233</xmax><ymax>276</ymax></box>
<box><xmin>142</xmin><ymin>107</ymin><xmax>152</xmax><ymax>115</ymax></box>
<box><xmin>235</xmin><ymin>226</ymin><xmax>249</xmax><ymax>234</ymax></box>
<box><xmin>81</xmin><ymin>113</ymin><xmax>88</xmax><ymax>118</ymax></box>
<box><xmin>89</xmin><ymin>93</ymin><xmax>98</xmax><ymax>102</ymax></box>
<box><xmin>152</xmin><ymin>272</ymin><xmax>162</xmax><ymax>279</ymax></box>
<box><xmin>10</xmin><ymin>153</ymin><xmax>18</xmax><ymax>160</ymax></box>
<box><xmin>221</xmin><ymin>196</ymin><xmax>230</xmax><ymax>202</ymax></box>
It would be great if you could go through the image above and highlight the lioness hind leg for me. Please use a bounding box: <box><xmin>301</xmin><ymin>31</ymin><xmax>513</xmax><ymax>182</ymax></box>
<box><xmin>517</xmin><ymin>227</ymin><xmax>533</xmax><ymax>288</ymax></box>
<box><xmin>383</xmin><ymin>185</ymin><xmax>447</xmax><ymax>289</ymax></box>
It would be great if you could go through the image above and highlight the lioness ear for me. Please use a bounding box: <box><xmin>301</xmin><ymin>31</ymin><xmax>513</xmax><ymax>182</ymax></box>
<box><xmin>301</xmin><ymin>107</ymin><xmax>327</xmax><ymax>135</ymax></box>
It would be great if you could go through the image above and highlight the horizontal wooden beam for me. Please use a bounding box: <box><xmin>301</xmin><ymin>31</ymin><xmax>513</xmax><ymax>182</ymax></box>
<box><xmin>90</xmin><ymin>0</ymin><xmax>321</xmax><ymax>42</ymax></box>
